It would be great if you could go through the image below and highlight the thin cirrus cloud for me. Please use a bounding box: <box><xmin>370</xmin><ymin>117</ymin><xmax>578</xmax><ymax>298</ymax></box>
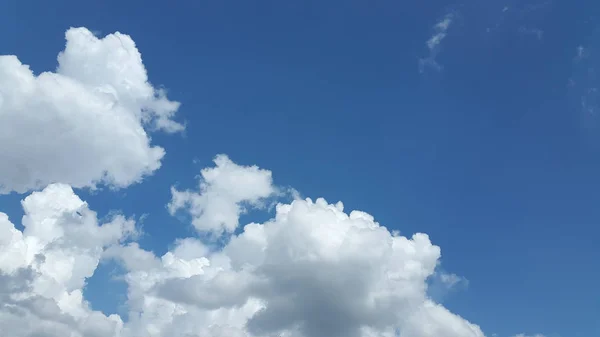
<box><xmin>569</xmin><ymin>28</ymin><xmax>600</xmax><ymax>129</ymax></box>
<box><xmin>419</xmin><ymin>13</ymin><xmax>454</xmax><ymax>73</ymax></box>
<box><xmin>0</xmin><ymin>27</ymin><xmax>545</xmax><ymax>337</ymax></box>
<box><xmin>486</xmin><ymin>2</ymin><xmax>550</xmax><ymax>40</ymax></box>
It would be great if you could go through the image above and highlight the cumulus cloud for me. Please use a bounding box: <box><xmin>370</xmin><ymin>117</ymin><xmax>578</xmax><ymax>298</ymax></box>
<box><xmin>0</xmin><ymin>157</ymin><xmax>486</xmax><ymax>337</ymax></box>
<box><xmin>106</xmin><ymin>155</ymin><xmax>484</xmax><ymax>337</ymax></box>
<box><xmin>0</xmin><ymin>184</ymin><xmax>135</xmax><ymax>336</ymax></box>
<box><xmin>168</xmin><ymin>154</ymin><xmax>276</xmax><ymax>235</ymax></box>
<box><xmin>0</xmin><ymin>27</ymin><xmax>182</xmax><ymax>194</ymax></box>
<box><xmin>108</xmin><ymin>195</ymin><xmax>485</xmax><ymax>337</ymax></box>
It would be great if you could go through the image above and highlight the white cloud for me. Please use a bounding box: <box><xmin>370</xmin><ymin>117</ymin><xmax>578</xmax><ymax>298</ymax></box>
<box><xmin>439</xmin><ymin>272</ymin><xmax>469</xmax><ymax>288</ymax></box>
<box><xmin>168</xmin><ymin>154</ymin><xmax>276</xmax><ymax>235</ymax></box>
<box><xmin>427</xmin><ymin>14</ymin><xmax>453</xmax><ymax>51</ymax></box>
<box><xmin>0</xmin><ymin>157</ymin><xmax>488</xmax><ymax>337</ymax></box>
<box><xmin>0</xmin><ymin>27</ymin><xmax>182</xmax><ymax>194</ymax></box>
<box><xmin>420</xmin><ymin>13</ymin><xmax>454</xmax><ymax>72</ymax></box>
<box><xmin>108</xmin><ymin>156</ymin><xmax>484</xmax><ymax>337</ymax></box>
<box><xmin>0</xmin><ymin>183</ymin><xmax>134</xmax><ymax>337</ymax></box>
<box><xmin>107</xmin><ymin>188</ymin><xmax>486</xmax><ymax>337</ymax></box>
<box><xmin>427</xmin><ymin>272</ymin><xmax>470</xmax><ymax>304</ymax></box>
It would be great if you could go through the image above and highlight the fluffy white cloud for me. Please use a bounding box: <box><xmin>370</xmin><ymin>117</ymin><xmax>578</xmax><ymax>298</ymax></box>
<box><xmin>0</xmin><ymin>184</ymin><xmax>135</xmax><ymax>337</ymax></box>
<box><xmin>168</xmin><ymin>154</ymin><xmax>276</xmax><ymax>235</ymax></box>
<box><xmin>0</xmin><ymin>27</ymin><xmax>182</xmax><ymax>194</ymax></box>
<box><xmin>106</xmin><ymin>156</ymin><xmax>484</xmax><ymax>337</ymax></box>
<box><xmin>0</xmin><ymin>158</ymin><xmax>487</xmax><ymax>337</ymax></box>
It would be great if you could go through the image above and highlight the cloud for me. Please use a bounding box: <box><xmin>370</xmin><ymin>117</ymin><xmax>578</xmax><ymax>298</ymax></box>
<box><xmin>110</xmin><ymin>156</ymin><xmax>485</xmax><ymax>337</ymax></box>
<box><xmin>0</xmin><ymin>157</ymin><xmax>486</xmax><ymax>337</ymax></box>
<box><xmin>427</xmin><ymin>271</ymin><xmax>470</xmax><ymax>303</ymax></box>
<box><xmin>110</xmin><ymin>194</ymin><xmax>485</xmax><ymax>337</ymax></box>
<box><xmin>575</xmin><ymin>45</ymin><xmax>589</xmax><ymax>61</ymax></box>
<box><xmin>426</xmin><ymin>14</ymin><xmax>454</xmax><ymax>51</ymax></box>
<box><xmin>0</xmin><ymin>27</ymin><xmax>183</xmax><ymax>194</ymax></box>
<box><xmin>168</xmin><ymin>154</ymin><xmax>276</xmax><ymax>236</ymax></box>
<box><xmin>439</xmin><ymin>272</ymin><xmax>469</xmax><ymax>288</ymax></box>
<box><xmin>518</xmin><ymin>27</ymin><xmax>544</xmax><ymax>40</ymax></box>
<box><xmin>0</xmin><ymin>184</ymin><xmax>134</xmax><ymax>336</ymax></box>
<box><xmin>513</xmin><ymin>334</ymin><xmax>546</xmax><ymax>337</ymax></box>
<box><xmin>419</xmin><ymin>13</ymin><xmax>454</xmax><ymax>72</ymax></box>
<box><xmin>569</xmin><ymin>28</ymin><xmax>600</xmax><ymax>128</ymax></box>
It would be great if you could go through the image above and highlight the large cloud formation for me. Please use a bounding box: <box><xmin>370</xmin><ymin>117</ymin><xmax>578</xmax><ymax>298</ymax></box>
<box><xmin>0</xmin><ymin>27</ymin><xmax>182</xmax><ymax>194</ymax></box>
<box><xmin>0</xmin><ymin>158</ymin><xmax>486</xmax><ymax>337</ymax></box>
<box><xmin>0</xmin><ymin>27</ymin><xmax>494</xmax><ymax>337</ymax></box>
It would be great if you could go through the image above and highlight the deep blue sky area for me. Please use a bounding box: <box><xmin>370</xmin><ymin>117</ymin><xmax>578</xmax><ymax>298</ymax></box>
<box><xmin>1</xmin><ymin>1</ymin><xmax>599</xmax><ymax>337</ymax></box>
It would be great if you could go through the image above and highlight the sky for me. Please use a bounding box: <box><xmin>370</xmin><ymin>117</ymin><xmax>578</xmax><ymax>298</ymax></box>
<box><xmin>0</xmin><ymin>0</ymin><xmax>598</xmax><ymax>337</ymax></box>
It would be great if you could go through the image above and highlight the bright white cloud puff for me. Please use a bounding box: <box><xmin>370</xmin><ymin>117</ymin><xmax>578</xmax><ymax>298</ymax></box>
<box><xmin>0</xmin><ymin>183</ymin><xmax>134</xmax><ymax>337</ymax></box>
<box><xmin>0</xmin><ymin>27</ymin><xmax>183</xmax><ymax>194</ymax></box>
<box><xmin>168</xmin><ymin>154</ymin><xmax>276</xmax><ymax>236</ymax></box>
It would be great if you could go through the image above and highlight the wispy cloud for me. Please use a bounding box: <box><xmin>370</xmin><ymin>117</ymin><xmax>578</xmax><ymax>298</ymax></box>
<box><xmin>427</xmin><ymin>271</ymin><xmax>469</xmax><ymax>303</ymax></box>
<box><xmin>486</xmin><ymin>1</ymin><xmax>551</xmax><ymax>40</ymax></box>
<box><xmin>419</xmin><ymin>13</ymin><xmax>455</xmax><ymax>73</ymax></box>
<box><xmin>521</xmin><ymin>0</ymin><xmax>552</xmax><ymax>15</ymax></box>
<box><xmin>427</xmin><ymin>14</ymin><xmax>453</xmax><ymax>50</ymax></box>
<box><xmin>569</xmin><ymin>34</ymin><xmax>600</xmax><ymax>130</ymax></box>
<box><xmin>439</xmin><ymin>272</ymin><xmax>469</xmax><ymax>288</ymax></box>
<box><xmin>518</xmin><ymin>26</ymin><xmax>544</xmax><ymax>40</ymax></box>
<box><xmin>575</xmin><ymin>45</ymin><xmax>589</xmax><ymax>61</ymax></box>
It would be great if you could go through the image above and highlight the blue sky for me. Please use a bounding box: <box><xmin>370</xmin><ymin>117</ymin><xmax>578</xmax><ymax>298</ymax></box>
<box><xmin>0</xmin><ymin>1</ymin><xmax>599</xmax><ymax>337</ymax></box>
